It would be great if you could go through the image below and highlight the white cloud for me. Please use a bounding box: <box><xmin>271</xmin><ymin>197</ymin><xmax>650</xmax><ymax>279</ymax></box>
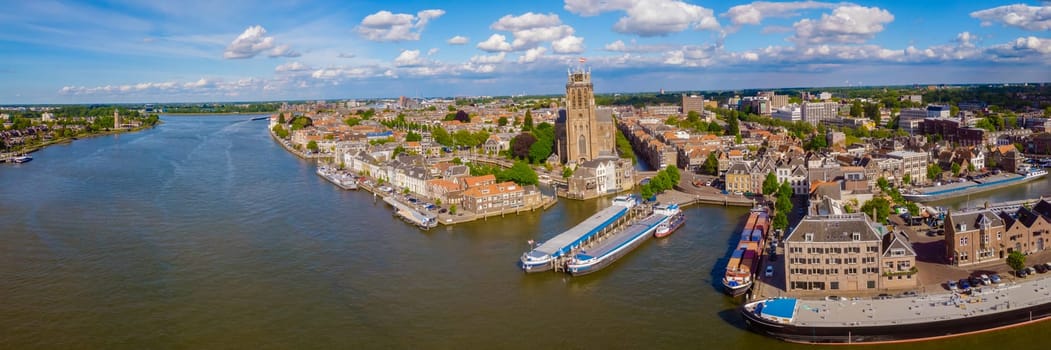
<box><xmin>518</xmin><ymin>47</ymin><xmax>547</xmax><ymax>63</ymax></box>
<box><xmin>427</xmin><ymin>48</ymin><xmax>439</xmax><ymax>56</ymax></box>
<box><xmin>470</xmin><ymin>52</ymin><xmax>506</xmax><ymax>64</ymax></box>
<box><xmin>724</xmin><ymin>1</ymin><xmax>839</xmax><ymax>27</ymax></box>
<box><xmin>564</xmin><ymin>0</ymin><xmax>720</xmax><ymax>36</ymax></box>
<box><xmin>552</xmin><ymin>35</ymin><xmax>585</xmax><ymax>53</ymax></box>
<box><xmin>790</xmin><ymin>5</ymin><xmax>894</xmax><ymax>45</ymax></box>
<box><xmin>987</xmin><ymin>36</ymin><xmax>1051</xmax><ymax>59</ymax></box>
<box><xmin>971</xmin><ymin>4</ymin><xmax>1051</xmax><ymax>31</ymax></box>
<box><xmin>311</xmin><ymin>66</ymin><xmax>381</xmax><ymax>80</ymax></box>
<box><xmin>605</xmin><ymin>40</ymin><xmax>628</xmax><ymax>52</ymax></box>
<box><xmin>462</xmin><ymin>63</ymin><xmax>496</xmax><ymax>73</ymax></box>
<box><xmin>394</xmin><ymin>49</ymin><xmax>426</xmax><ymax>67</ymax></box>
<box><xmin>510</xmin><ymin>25</ymin><xmax>575</xmax><ymax>49</ymax></box>
<box><xmin>268</xmin><ymin>44</ymin><xmax>300</xmax><ymax>58</ymax></box>
<box><xmin>337</xmin><ymin>52</ymin><xmax>356</xmax><ymax>58</ymax></box>
<box><xmin>742</xmin><ymin>52</ymin><xmax>759</xmax><ymax>61</ymax></box>
<box><xmin>487</xmin><ymin>12</ymin><xmax>578</xmax><ymax>51</ymax></box>
<box><xmin>59</xmin><ymin>77</ymin><xmax>267</xmax><ymax>97</ymax></box>
<box><xmin>477</xmin><ymin>34</ymin><xmax>513</xmax><ymax>52</ymax></box>
<box><xmin>356</xmin><ymin>9</ymin><xmax>446</xmax><ymax>42</ymax></box>
<box><xmin>447</xmin><ymin>35</ymin><xmax>469</xmax><ymax>45</ymax></box>
<box><xmin>275</xmin><ymin>61</ymin><xmax>310</xmax><ymax>72</ymax></box>
<box><xmin>224</xmin><ymin>25</ymin><xmax>275</xmax><ymax>59</ymax></box>
<box><xmin>492</xmin><ymin>12</ymin><xmax>562</xmax><ymax>32</ymax></box>
<box><xmin>664</xmin><ymin>50</ymin><xmax>685</xmax><ymax>65</ymax></box>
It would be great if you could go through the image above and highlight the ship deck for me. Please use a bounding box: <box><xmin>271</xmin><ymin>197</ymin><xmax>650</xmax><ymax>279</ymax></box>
<box><xmin>769</xmin><ymin>276</ymin><xmax>1051</xmax><ymax>328</ymax></box>
<box><xmin>573</xmin><ymin>213</ymin><xmax>666</xmax><ymax>261</ymax></box>
<box><xmin>912</xmin><ymin>173</ymin><xmax>1024</xmax><ymax>196</ymax></box>
<box><xmin>526</xmin><ymin>204</ymin><xmax>628</xmax><ymax>259</ymax></box>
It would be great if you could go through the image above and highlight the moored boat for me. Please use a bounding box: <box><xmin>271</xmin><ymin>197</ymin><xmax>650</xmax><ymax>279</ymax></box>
<box><xmin>721</xmin><ymin>206</ymin><xmax>769</xmax><ymax>296</ymax></box>
<box><xmin>654</xmin><ymin>204</ymin><xmax>684</xmax><ymax>238</ymax></box>
<box><xmin>520</xmin><ymin>195</ymin><xmax>638</xmax><ymax>272</ymax></box>
<box><xmin>742</xmin><ymin>276</ymin><xmax>1051</xmax><ymax>344</ymax></box>
<box><xmin>566</xmin><ymin>206</ymin><xmax>669</xmax><ymax>276</ymax></box>
<box><xmin>12</xmin><ymin>155</ymin><xmax>32</xmax><ymax>163</ymax></box>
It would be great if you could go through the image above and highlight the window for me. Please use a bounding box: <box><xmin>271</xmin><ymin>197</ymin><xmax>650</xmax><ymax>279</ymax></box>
<box><xmin>804</xmin><ymin>233</ymin><xmax>814</xmax><ymax>242</ymax></box>
<box><xmin>997</xmin><ymin>232</ymin><xmax>1002</xmax><ymax>240</ymax></box>
<box><xmin>852</xmin><ymin>233</ymin><xmax>861</xmax><ymax>241</ymax></box>
<box><xmin>830</xmin><ymin>282</ymin><xmax>839</xmax><ymax>290</ymax></box>
<box><xmin>867</xmin><ymin>281</ymin><xmax>876</xmax><ymax>289</ymax></box>
<box><xmin>960</xmin><ymin>237</ymin><xmax>969</xmax><ymax>246</ymax></box>
<box><xmin>891</xmin><ymin>248</ymin><xmax>906</xmax><ymax>256</ymax></box>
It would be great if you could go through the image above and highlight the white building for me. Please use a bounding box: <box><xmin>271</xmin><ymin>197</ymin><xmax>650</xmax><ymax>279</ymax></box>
<box><xmin>898</xmin><ymin>108</ymin><xmax>927</xmax><ymax>135</ymax></box>
<box><xmin>772</xmin><ymin>105</ymin><xmax>802</xmax><ymax>123</ymax></box>
<box><xmin>801</xmin><ymin>102</ymin><xmax>838</xmax><ymax>126</ymax></box>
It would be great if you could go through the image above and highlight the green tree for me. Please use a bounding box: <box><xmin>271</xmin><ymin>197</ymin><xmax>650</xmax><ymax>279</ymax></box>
<box><xmin>345</xmin><ymin>117</ymin><xmax>361</xmax><ymax>127</ymax></box>
<box><xmin>523</xmin><ymin>110</ymin><xmax>533</xmax><ymax>130</ymax></box>
<box><xmin>860</xmin><ymin>197</ymin><xmax>891</xmax><ymax>223</ymax></box>
<box><xmin>762</xmin><ymin>172</ymin><xmax>779</xmax><ymax>195</ymax></box>
<box><xmin>451</xmin><ymin>157</ymin><xmax>462</xmax><ymax>165</ymax></box>
<box><xmin>1007</xmin><ymin>251</ymin><xmax>1026</xmax><ymax>271</ymax></box>
<box><xmin>772</xmin><ymin>211</ymin><xmax>788</xmax><ymax>231</ymax></box>
<box><xmin>640</xmin><ymin>183</ymin><xmax>654</xmax><ymax>200</ymax></box>
<box><xmin>405</xmin><ymin>131</ymin><xmax>422</xmax><ymax>142</ymax></box>
<box><xmin>449</xmin><ymin>204</ymin><xmax>457</xmax><ymax>215</ymax></box>
<box><xmin>906</xmin><ymin>202</ymin><xmax>920</xmax><ymax>216</ymax></box>
<box><xmin>562</xmin><ymin>166</ymin><xmax>574</xmax><ymax>179</ymax></box>
<box><xmin>432</xmin><ymin>127</ymin><xmax>454</xmax><ymax>147</ymax></box>
<box><xmin>306</xmin><ymin>140</ymin><xmax>319</xmax><ymax>153</ymax></box>
<box><xmin>927</xmin><ymin>164</ymin><xmax>943</xmax><ymax>180</ymax></box>
<box><xmin>702</xmin><ymin>152</ymin><xmax>719</xmax><ymax>175</ymax></box>
<box><xmin>967</xmin><ymin>161</ymin><xmax>975</xmax><ymax>172</ymax></box>
<box><xmin>271</xmin><ymin>124</ymin><xmax>289</xmax><ymax>138</ymax></box>
<box><xmin>500</xmin><ymin>161</ymin><xmax>539</xmax><ymax>185</ymax></box>
<box><xmin>278</xmin><ymin>113</ymin><xmax>286</xmax><ymax>124</ymax></box>
<box><xmin>498</xmin><ymin>116</ymin><xmax>508</xmax><ymax>126</ymax></box>
<box><xmin>393</xmin><ymin>145</ymin><xmax>405</xmax><ymax>158</ymax></box>
<box><xmin>903</xmin><ymin>173</ymin><xmax>912</xmax><ymax>185</ymax></box>
<box><xmin>725</xmin><ymin>113</ymin><xmax>739</xmax><ymax>136</ymax></box>
<box><xmin>665</xmin><ymin>165</ymin><xmax>681</xmax><ymax>184</ymax></box>
<box><xmin>951</xmin><ymin>162</ymin><xmax>961</xmax><ymax>177</ymax></box>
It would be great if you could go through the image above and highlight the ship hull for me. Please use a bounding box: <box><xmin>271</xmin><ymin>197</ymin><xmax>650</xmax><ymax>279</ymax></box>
<box><xmin>723</xmin><ymin>282</ymin><xmax>751</xmax><ymax>297</ymax></box>
<box><xmin>654</xmin><ymin>214</ymin><xmax>684</xmax><ymax>238</ymax></box>
<box><xmin>904</xmin><ymin>173</ymin><xmax>1046</xmax><ymax>203</ymax></box>
<box><xmin>567</xmin><ymin>220</ymin><xmax>660</xmax><ymax>276</ymax></box>
<box><xmin>741</xmin><ymin>300</ymin><xmax>1051</xmax><ymax>344</ymax></box>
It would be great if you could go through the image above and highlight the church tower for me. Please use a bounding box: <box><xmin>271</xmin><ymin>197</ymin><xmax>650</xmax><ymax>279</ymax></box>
<box><xmin>565</xmin><ymin>68</ymin><xmax>597</xmax><ymax>163</ymax></box>
<box><xmin>562</xmin><ymin>67</ymin><xmax>615</xmax><ymax>164</ymax></box>
<box><xmin>113</xmin><ymin>109</ymin><xmax>121</xmax><ymax>129</ymax></box>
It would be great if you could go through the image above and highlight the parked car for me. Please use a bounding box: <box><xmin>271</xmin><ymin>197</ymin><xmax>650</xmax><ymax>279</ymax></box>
<box><xmin>1026</xmin><ymin>266</ymin><xmax>1038</xmax><ymax>275</ymax></box>
<box><xmin>946</xmin><ymin>280</ymin><xmax>959</xmax><ymax>291</ymax></box>
<box><xmin>980</xmin><ymin>274</ymin><xmax>991</xmax><ymax>285</ymax></box>
<box><xmin>765</xmin><ymin>265</ymin><xmax>774</xmax><ymax>277</ymax></box>
<box><xmin>959</xmin><ymin>279</ymin><xmax>972</xmax><ymax>292</ymax></box>
<box><xmin>990</xmin><ymin>274</ymin><xmax>1002</xmax><ymax>284</ymax></box>
<box><xmin>1045</xmin><ymin>262</ymin><xmax>1051</xmax><ymax>270</ymax></box>
<box><xmin>825</xmin><ymin>295</ymin><xmax>844</xmax><ymax>301</ymax></box>
<box><xmin>969</xmin><ymin>275</ymin><xmax>982</xmax><ymax>286</ymax></box>
<box><xmin>1035</xmin><ymin>264</ymin><xmax>1048</xmax><ymax>274</ymax></box>
<box><xmin>1016</xmin><ymin>269</ymin><xmax>1028</xmax><ymax>278</ymax></box>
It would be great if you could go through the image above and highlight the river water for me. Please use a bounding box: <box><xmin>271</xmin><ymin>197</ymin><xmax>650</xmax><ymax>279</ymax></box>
<box><xmin>0</xmin><ymin>115</ymin><xmax>1047</xmax><ymax>349</ymax></box>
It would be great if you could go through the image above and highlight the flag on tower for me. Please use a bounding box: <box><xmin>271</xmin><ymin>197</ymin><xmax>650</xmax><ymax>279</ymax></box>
<box><xmin>578</xmin><ymin>57</ymin><xmax>587</xmax><ymax>63</ymax></box>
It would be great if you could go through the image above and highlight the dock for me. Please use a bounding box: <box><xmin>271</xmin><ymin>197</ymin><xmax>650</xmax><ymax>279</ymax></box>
<box><xmin>566</xmin><ymin>205</ymin><xmax>667</xmax><ymax>276</ymax></box>
<box><xmin>383</xmin><ymin>196</ymin><xmax>437</xmax><ymax>230</ymax></box>
<box><xmin>520</xmin><ymin>195</ymin><xmax>638</xmax><ymax>273</ymax></box>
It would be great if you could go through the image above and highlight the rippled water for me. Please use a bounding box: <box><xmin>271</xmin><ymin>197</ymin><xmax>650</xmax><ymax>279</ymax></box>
<box><xmin>1</xmin><ymin>115</ymin><xmax>1047</xmax><ymax>349</ymax></box>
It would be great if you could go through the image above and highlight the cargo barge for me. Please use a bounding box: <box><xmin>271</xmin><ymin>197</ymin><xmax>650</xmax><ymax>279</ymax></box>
<box><xmin>903</xmin><ymin>169</ymin><xmax>1047</xmax><ymax>203</ymax></box>
<box><xmin>722</xmin><ymin>207</ymin><xmax>770</xmax><ymax>297</ymax></box>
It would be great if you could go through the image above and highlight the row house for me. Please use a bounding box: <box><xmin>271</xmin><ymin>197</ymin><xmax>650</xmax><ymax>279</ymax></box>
<box><xmin>784</xmin><ymin>214</ymin><xmax>916</xmax><ymax>291</ymax></box>
<box><xmin>999</xmin><ymin>206</ymin><xmax>1051</xmax><ymax>258</ymax></box>
<box><xmin>988</xmin><ymin>144</ymin><xmax>1023</xmax><ymax>172</ymax></box>
<box><xmin>945</xmin><ymin>210</ymin><xmax>1005</xmax><ymax>266</ymax></box>
<box><xmin>884</xmin><ymin>151</ymin><xmax>928</xmax><ymax>185</ymax></box>
<box><xmin>725</xmin><ymin>162</ymin><xmax>752</xmax><ymax>193</ymax></box>
<box><xmin>426</xmin><ymin>179</ymin><xmax>464</xmax><ymax>206</ymax></box>
<box><xmin>566</xmin><ymin>157</ymin><xmax>634</xmax><ymax>200</ymax></box>
<box><xmin>775</xmin><ymin>157</ymin><xmax>810</xmax><ymax>195</ymax></box>
<box><xmin>461</xmin><ymin>182</ymin><xmax>542</xmax><ymax>214</ymax></box>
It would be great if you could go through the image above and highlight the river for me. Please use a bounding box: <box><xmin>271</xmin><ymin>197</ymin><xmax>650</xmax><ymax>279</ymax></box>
<box><xmin>0</xmin><ymin>115</ymin><xmax>1047</xmax><ymax>348</ymax></box>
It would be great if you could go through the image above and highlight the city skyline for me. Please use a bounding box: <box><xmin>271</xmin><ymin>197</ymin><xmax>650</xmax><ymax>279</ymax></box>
<box><xmin>3</xmin><ymin>0</ymin><xmax>1050</xmax><ymax>104</ymax></box>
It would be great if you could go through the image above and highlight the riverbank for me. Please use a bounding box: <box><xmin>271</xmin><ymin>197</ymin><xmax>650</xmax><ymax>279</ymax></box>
<box><xmin>269</xmin><ymin>128</ymin><xmax>327</xmax><ymax>160</ymax></box>
<box><xmin>3</xmin><ymin>123</ymin><xmax>159</xmax><ymax>157</ymax></box>
<box><xmin>161</xmin><ymin>112</ymin><xmax>277</xmax><ymax>116</ymax></box>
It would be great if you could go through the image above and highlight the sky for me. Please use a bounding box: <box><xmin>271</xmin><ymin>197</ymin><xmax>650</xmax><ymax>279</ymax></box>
<box><xmin>2</xmin><ymin>0</ymin><xmax>1050</xmax><ymax>104</ymax></box>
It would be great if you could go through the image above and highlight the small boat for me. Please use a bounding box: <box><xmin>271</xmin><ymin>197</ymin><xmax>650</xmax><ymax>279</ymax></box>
<box><xmin>654</xmin><ymin>204</ymin><xmax>684</xmax><ymax>238</ymax></box>
<box><xmin>12</xmin><ymin>155</ymin><xmax>32</xmax><ymax>163</ymax></box>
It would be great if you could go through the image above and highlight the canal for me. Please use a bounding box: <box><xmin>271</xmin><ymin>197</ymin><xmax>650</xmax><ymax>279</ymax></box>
<box><xmin>0</xmin><ymin>115</ymin><xmax>1047</xmax><ymax>348</ymax></box>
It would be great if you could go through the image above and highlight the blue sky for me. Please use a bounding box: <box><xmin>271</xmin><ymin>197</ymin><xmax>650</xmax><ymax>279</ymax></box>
<box><xmin>2</xmin><ymin>0</ymin><xmax>1050</xmax><ymax>104</ymax></box>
